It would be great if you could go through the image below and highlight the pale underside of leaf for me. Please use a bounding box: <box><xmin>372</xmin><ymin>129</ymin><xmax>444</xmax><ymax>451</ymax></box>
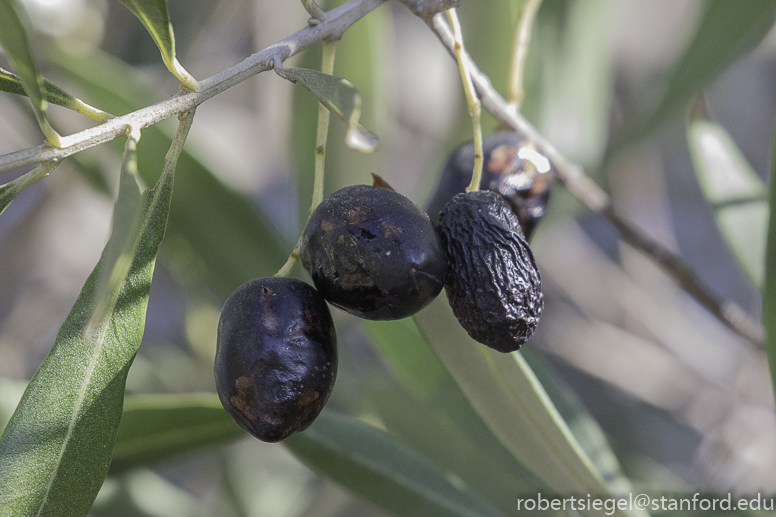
<box><xmin>413</xmin><ymin>295</ymin><xmax>647</xmax><ymax>517</ymax></box>
<box><xmin>275</xmin><ymin>65</ymin><xmax>380</xmax><ymax>153</ymax></box>
<box><xmin>688</xmin><ymin>117</ymin><xmax>767</xmax><ymax>290</ymax></box>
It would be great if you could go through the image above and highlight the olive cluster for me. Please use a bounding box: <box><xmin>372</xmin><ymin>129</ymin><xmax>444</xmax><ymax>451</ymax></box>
<box><xmin>215</xmin><ymin>133</ymin><xmax>552</xmax><ymax>442</ymax></box>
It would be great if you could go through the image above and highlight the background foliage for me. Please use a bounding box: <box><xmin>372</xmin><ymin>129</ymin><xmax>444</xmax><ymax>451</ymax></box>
<box><xmin>1</xmin><ymin>0</ymin><xmax>775</xmax><ymax>516</ymax></box>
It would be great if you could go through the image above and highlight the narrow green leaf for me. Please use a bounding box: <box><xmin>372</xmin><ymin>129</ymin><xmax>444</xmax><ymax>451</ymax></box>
<box><xmin>275</xmin><ymin>65</ymin><xmax>380</xmax><ymax>153</ymax></box>
<box><xmin>0</xmin><ymin>67</ymin><xmax>112</xmax><ymax>122</ymax></box>
<box><xmin>53</xmin><ymin>48</ymin><xmax>287</xmax><ymax>298</ymax></box>
<box><xmin>763</xmin><ymin>116</ymin><xmax>776</xmax><ymax>404</ymax></box>
<box><xmin>0</xmin><ymin>162</ymin><xmax>58</xmax><ymax>216</ymax></box>
<box><xmin>413</xmin><ymin>296</ymin><xmax>644</xmax><ymax>517</ymax></box>
<box><xmin>0</xmin><ymin>0</ymin><xmax>62</xmax><ymax>145</ymax></box>
<box><xmin>0</xmin><ymin>114</ymin><xmax>192</xmax><ymax>516</ymax></box>
<box><xmin>285</xmin><ymin>410</ymin><xmax>509</xmax><ymax>517</ymax></box>
<box><xmin>622</xmin><ymin>0</ymin><xmax>776</xmax><ymax>144</ymax></box>
<box><xmin>688</xmin><ymin>105</ymin><xmax>767</xmax><ymax>290</ymax></box>
<box><xmin>116</xmin><ymin>0</ymin><xmax>199</xmax><ymax>91</ymax></box>
<box><xmin>110</xmin><ymin>393</ymin><xmax>244</xmax><ymax>473</ymax></box>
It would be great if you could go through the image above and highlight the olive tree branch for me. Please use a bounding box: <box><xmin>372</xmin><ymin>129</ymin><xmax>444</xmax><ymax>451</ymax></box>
<box><xmin>427</xmin><ymin>13</ymin><xmax>765</xmax><ymax>348</ymax></box>
<box><xmin>0</xmin><ymin>0</ymin><xmax>387</xmax><ymax>175</ymax></box>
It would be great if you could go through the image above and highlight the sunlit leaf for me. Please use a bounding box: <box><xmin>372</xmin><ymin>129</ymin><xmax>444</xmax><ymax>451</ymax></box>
<box><xmin>763</xmin><ymin>117</ymin><xmax>776</xmax><ymax>404</ymax></box>
<box><xmin>0</xmin><ymin>67</ymin><xmax>111</xmax><ymax>122</ymax></box>
<box><xmin>0</xmin><ymin>0</ymin><xmax>62</xmax><ymax>145</ymax></box>
<box><xmin>0</xmin><ymin>114</ymin><xmax>191</xmax><ymax>516</ymax></box>
<box><xmin>0</xmin><ymin>162</ymin><xmax>58</xmax><ymax>216</ymax></box>
<box><xmin>622</xmin><ymin>0</ymin><xmax>776</xmax><ymax>145</ymax></box>
<box><xmin>110</xmin><ymin>393</ymin><xmax>244</xmax><ymax>473</ymax></box>
<box><xmin>413</xmin><ymin>296</ymin><xmax>645</xmax><ymax>517</ymax></box>
<box><xmin>116</xmin><ymin>0</ymin><xmax>199</xmax><ymax>91</ymax></box>
<box><xmin>688</xmin><ymin>104</ymin><xmax>767</xmax><ymax>290</ymax></box>
<box><xmin>275</xmin><ymin>65</ymin><xmax>380</xmax><ymax>153</ymax></box>
<box><xmin>286</xmin><ymin>410</ymin><xmax>509</xmax><ymax>517</ymax></box>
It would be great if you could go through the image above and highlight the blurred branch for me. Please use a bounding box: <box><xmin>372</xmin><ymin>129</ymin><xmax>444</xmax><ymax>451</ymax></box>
<box><xmin>426</xmin><ymin>13</ymin><xmax>765</xmax><ymax>349</ymax></box>
<box><xmin>0</xmin><ymin>0</ymin><xmax>387</xmax><ymax>174</ymax></box>
<box><xmin>396</xmin><ymin>0</ymin><xmax>459</xmax><ymax>23</ymax></box>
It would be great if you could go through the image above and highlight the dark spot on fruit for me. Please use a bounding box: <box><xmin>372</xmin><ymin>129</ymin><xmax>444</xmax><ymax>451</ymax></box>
<box><xmin>215</xmin><ymin>277</ymin><xmax>337</xmax><ymax>442</ymax></box>
<box><xmin>437</xmin><ymin>190</ymin><xmax>543</xmax><ymax>352</ymax></box>
<box><xmin>301</xmin><ymin>184</ymin><xmax>447</xmax><ymax>320</ymax></box>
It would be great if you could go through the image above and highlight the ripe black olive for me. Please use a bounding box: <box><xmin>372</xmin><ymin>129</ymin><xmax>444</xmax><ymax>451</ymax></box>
<box><xmin>426</xmin><ymin>131</ymin><xmax>553</xmax><ymax>240</ymax></box>
<box><xmin>301</xmin><ymin>184</ymin><xmax>447</xmax><ymax>320</ymax></box>
<box><xmin>215</xmin><ymin>277</ymin><xmax>337</xmax><ymax>442</ymax></box>
<box><xmin>437</xmin><ymin>190</ymin><xmax>543</xmax><ymax>352</ymax></box>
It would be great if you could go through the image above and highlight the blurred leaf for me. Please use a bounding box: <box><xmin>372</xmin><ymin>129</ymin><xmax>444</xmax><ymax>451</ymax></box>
<box><xmin>623</xmin><ymin>0</ymin><xmax>776</xmax><ymax>145</ymax></box>
<box><xmin>92</xmin><ymin>469</ymin><xmax>206</xmax><ymax>517</ymax></box>
<box><xmin>688</xmin><ymin>105</ymin><xmax>767</xmax><ymax>290</ymax></box>
<box><xmin>764</xmin><ymin>117</ymin><xmax>776</xmax><ymax>403</ymax></box>
<box><xmin>0</xmin><ymin>162</ymin><xmax>57</xmax><ymax>216</ymax></box>
<box><xmin>414</xmin><ymin>296</ymin><xmax>643</xmax><ymax>517</ymax></box>
<box><xmin>53</xmin><ymin>48</ymin><xmax>287</xmax><ymax>299</ymax></box>
<box><xmin>286</xmin><ymin>410</ymin><xmax>509</xmax><ymax>517</ymax></box>
<box><xmin>116</xmin><ymin>0</ymin><xmax>199</xmax><ymax>90</ymax></box>
<box><xmin>0</xmin><ymin>67</ymin><xmax>111</xmax><ymax>121</ymax></box>
<box><xmin>0</xmin><ymin>121</ymin><xmax>181</xmax><ymax>515</ymax></box>
<box><xmin>275</xmin><ymin>65</ymin><xmax>380</xmax><ymax>153</ymax></box>
<box><xmin>0</xmin><ymin>0</ymin><xmax>62</xmax><ymax>145</ymax></box>
<box><xmin>0</xmin><ymin>378</ymin><xmax>26</xmax><ymax>436</ymax></box>
<box><xmin>363</xmin><ymin>319</ymin><xmax>547</xmax><ymax>515</ymax></box>
<box><xmin>110</xmin><ymin>393</ymin><xmax>244</xmax><ymax>473</ymax></box>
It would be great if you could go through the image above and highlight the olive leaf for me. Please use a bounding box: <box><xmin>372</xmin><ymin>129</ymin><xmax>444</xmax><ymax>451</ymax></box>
<box><xmin>116</xmin><ymin>0</ymin><xmax>199</xmax><ymax>91</ymax></box>
<box><xmin>0</xmin><ymin>67</ymin><xmax>112</xmax><ymax>122</ymax></box>
<box><xmin>285</xmin><ymin>410</ymin><xmax>509</xmax><ymax>517</ymax></box>
<box><xmin>0</xmin><ymin>0</ymin><xmax>62</xmax><ymax>146</ymax></box>
<box><xmin>0</xmin><ymin>162</ymin><xmax>58</xmax><ymax>217</ymax></box>
<box><xmin>0</xmin><ymin>114</ymin><xmax>191</xmax><ymax>516</ymax></box>
<box><xmin>275</xmin><ymin>64</ymin><xmax>380</xmax><ymax>153</ymax></box>
<box><xmin>687</xmin><ymin>103</ymin><xmax>767</xmax><ymax>290</ymax></box>
<box><xmin>414</xmin><ymin>296</ymin><xmax>644</xmax><ymax>517</ymax></box>
<box><xmin>621</xmin><ymin>0</ymin><xmax>776</xmax><ymax>145</ymax></box>
<box><xmin>109</xmin><ymin>393</ymin><xmax>244</xmax><ymax>473</ymax></box>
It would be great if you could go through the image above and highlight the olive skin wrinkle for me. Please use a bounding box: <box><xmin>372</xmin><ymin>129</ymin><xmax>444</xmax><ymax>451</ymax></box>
<box><xmin>438</xmin><ymin>190</ymin><xmax>543</xmax><ymax>353</ymax></box>
<box><xmin>215</xmin><ymin>277</ymin><xmax>337</xmax><ymax>443</ymax></box>
<box><xmin>301</xmin><ymin>184</ymin><xmax>447</xmax><ymax>320</ymax></box>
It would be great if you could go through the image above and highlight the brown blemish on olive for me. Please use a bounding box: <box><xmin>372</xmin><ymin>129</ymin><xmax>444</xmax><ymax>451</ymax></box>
<box><xmin>381</xmin><ymin>220</ymin><xmax>403</xmax><ymax>238</ymax></box>
<box><xmin>346</xmin><ymin>206</ymin><xmax>369</xmax><ymax>226</ymax></box>
<box><xmin>321</xmin><ymin>219</ymin><xmax>334</xmax><ymax>232</ymax></box>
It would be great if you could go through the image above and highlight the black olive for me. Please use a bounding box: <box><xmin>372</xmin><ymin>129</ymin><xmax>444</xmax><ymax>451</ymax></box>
<box><xmin>301</xmin><ymin>184</ymin><xmax>447</xmax><ymax>320</ymax></box>
<box><xmin>215</xmin><ymin>277</ymin><xmax>337</xmax><ymax>443</ymax></box>
<box><xmin>437</xmin><ymin>190</ymin><xmax>543</xmax><ymax>352</ymax></box>
<box><xmin>426</xmin><ymin>131</ymin><xmax>553</xmax><ymax>240</ymax></box>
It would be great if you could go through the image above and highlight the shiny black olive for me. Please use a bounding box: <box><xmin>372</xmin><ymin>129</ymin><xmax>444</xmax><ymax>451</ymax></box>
<box><xmin>437</xmin><ymin>190</ymin><xmax>543</xmax><ymax>352</ymax></box>
<box><xmin>215</xmin><ymin>277</ymin><xmax>337</xmax><ymax>443</ymax></box>
<box><xmin>426</xmin><ymin>131</ymin><xmax>553</xmax><ymax>240</ymax></box>
<box><xmin>301</xmin><ymin>184</ymin><xmax>447</xmax><ymax>320</ymax></box>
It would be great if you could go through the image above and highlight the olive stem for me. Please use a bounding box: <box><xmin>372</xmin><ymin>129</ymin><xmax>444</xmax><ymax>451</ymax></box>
<box><xmin>445</xmin><ymin>8</ymin><xmax>483</xmax><ymax>193</ymax></box>
<box><xmin>427</xmin><ymin>11</ymin><xmax>765</xmax><ymax>349</ymax></box>
<box><xmin>507</xmin><ymin>0</ymin><xmax>542</xmax><ymax>110</ymax></box>
<box><xmin>276</xmin><ymin>40</ymin><xmax>338</xmax><ymax>279</ymax></box>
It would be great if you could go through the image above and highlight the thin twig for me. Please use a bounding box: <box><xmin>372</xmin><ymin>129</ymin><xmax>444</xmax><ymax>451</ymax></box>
<box><xmin>427</xmin><ymin>13</ymin><xmax>765</xmax><ymax>348</ymax></box>
<box><xmin>0</xmin><ymin>0</ymin><xmax>386</xmax><ymax>174</ymax></box>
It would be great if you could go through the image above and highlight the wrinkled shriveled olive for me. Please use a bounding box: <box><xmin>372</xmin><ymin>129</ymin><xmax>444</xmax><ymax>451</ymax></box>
<box><xmin>438</xmin><ymin>190</ymin><xmax>543</xmax><ymax>352</ymax></box>
<box><xmin>215</xmin><ymin>277</ymin><xmax>337</xmax><ymax>442</ymax></box>
<box><xmin>427</xmin><ymin>131</ymin><xmax>553</xmax><ymax>240</ymax></box>
<box><xmin>301</xmin><ymin>184</ymin><xmax>447</xmax><ymax>320</ymax></box>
